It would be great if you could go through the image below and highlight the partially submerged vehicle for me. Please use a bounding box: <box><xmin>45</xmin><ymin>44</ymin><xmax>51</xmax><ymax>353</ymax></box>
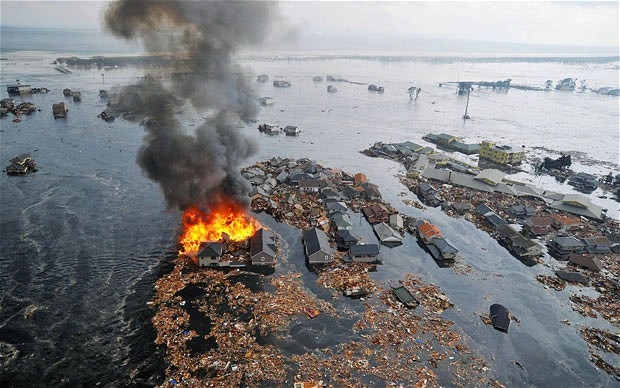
<box><xmin>5</xmin><ymin>154</ymin><xmax>38</xmax><ymax>175</ymax></box>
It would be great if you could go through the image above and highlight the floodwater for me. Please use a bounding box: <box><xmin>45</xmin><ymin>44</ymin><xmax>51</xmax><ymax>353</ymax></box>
<box><xmin>1</xmin><ymin>44</ymin><xmax>619</xmax><ymax>387</ymax></box>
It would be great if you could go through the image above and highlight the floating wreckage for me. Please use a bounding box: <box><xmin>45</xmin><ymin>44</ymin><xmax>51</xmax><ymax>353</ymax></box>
<box><xmin>537</xmin><ymin>154</ymin><xmax>571</xmax><ymax>172</ymax></box>
<box><xmin>438</xmin><ymin>78</ymin><xmax>589</xmax><ymax>93</ymax></box>
<box><xmin>5</xmin><ymin>154</ymin><xmax>38</xmax><ymax>175</ymax></box>
<box><xmin>555</xmin><ymin>78</ymin><xmax>576</xmax><ymax>91</ymax></box>
<box><xmin>392</xmin><ymin>285</ymin><xmax>420</xmax><ymax>308</ymax></box>
<box><xmin>1</xmin><ymin>100</ymin><xmax>37</xmax><ymax>117</ymax></box>
<box><xmin>273</xmin><ymin>79</ymin><xmax>291</xmax><ymax>88</ymax></box>
<box><xmin>6</xmin><ymin>84</ymin><xmax>49</xmax><ymax>95</ymax></box>
<box><xmin>259</xmin><ymin>96</ymin><xmax>274</xmax><ymax>106</ymax></box>
<box><xmin>284</xmin><ymin>125</ymin><xmax>301</xmax><ymax>136</ymax></box>
<box><xmin>372</xmin><ymin>222</ymin><xmax>403</xmax><ymax>247</ymax></box>
<box><xmin>567</xmin><ymin>172</ymin><xmax>599</xmax><ymax>194</ymax></box>
<box><xmin>98</xmin><ymin>108</ymin><xmax>117</xmax><ymax>122</ymax></box>
<box><xmin>52</xmin><ymin>102</ymin><xmax>68</xmax><ymax>118</ymax></box>
<box><xmin>408</xmin><ymin>86</ymin><xmax>421</xmax><ymax>100</ymax></box>
<box><xmin>368</xmin><ymin>84</ymin><xmax>385</xmax><ymax>93</ymax></box>
<box><xmin>327</xmin><ymin>85</ymin><xmax>337</xmax><ymax>93</ymax></box>
<box><xmin>258</xmin><ymin>123</ymin><xmax>279</xmax><ymax>135</ymax></box>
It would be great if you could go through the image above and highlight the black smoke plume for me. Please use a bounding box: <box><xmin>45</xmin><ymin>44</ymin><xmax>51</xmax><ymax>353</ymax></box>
<box><xmin>103</xmin><ymin>1</ymin><xmax>278</xmax><ymax>211</ymax></box>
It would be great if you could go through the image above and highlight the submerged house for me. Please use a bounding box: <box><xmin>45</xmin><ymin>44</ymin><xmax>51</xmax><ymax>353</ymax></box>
<box><xmin>548</xmin><ymin>236</ymin><xmax>586</xmax><ymax>258</ymax></box>
<box><xmin>416</xmin><ymin>182</ymin><xmax>442</xmax><ymax>207</ymax></box>
<box><xmin>582</xmin><ymin>236</ymin><xmax>613</xmax><ymax>254</ymax></box>
<box><xmin>373</xmin><ymin>222</ymin><xmax>403</xmax><ymax>246</ymax></box>
<box><xmin>362</xmin><ymin>203</ymin><xmax>390</xmax><ymax>224</ymax></box>
<box><xmin>299</xmin><ymin>178</ymin><xmax>328</xmax><ymax>192</ymax></box>
<box><xmin>250</xmin><ymin>228</ymin><xmax>277</xmax><ymax>266</ymax></box>
<box><xmin>523</xmin><ymin>216</ymin><xmax>554</xmax><ymax>236</ymax></box>
<box><xmin>325</xmin><ymin>200</ymin><xmax>348</xmax><ymax>214</ymax></box>
<box><xmin>568</xmin><ymin>254</ymin><xmax>603</xmax><ymax>273</ymax></box>
<box><xmin>330</xmin><ymin>212</ymin><xmax>353</xmax><ymax>231</ymax></box>
<box><xmin>284</xmin><ymin>125</ymin><xmax>301</xmax><ymax>136</ymax></box>
<box><xmin>348</xmin><ymin>244</ymin><xmax>381</xmax><ymax>263</ymax></box>
<box><xmin>427</xmin><ymin>237</ymin><xmax>458</xmax><ymax>261</ymax></box>
<box><xmin>303</xmin><ymin>227</ymin><xmax>333</xmax><ymax>264</ymax></box>
<box><xmin>335</xmin><ymin>229</ymin><xmax>359</xmax><ymax>250</ymax></box>
<box><xmin>417</xmin><ymin>222</ymin><xmax>443</xmax><ymax>245</ymax></box>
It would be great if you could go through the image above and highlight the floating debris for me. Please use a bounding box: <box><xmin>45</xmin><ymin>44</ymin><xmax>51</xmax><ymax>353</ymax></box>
<box><xmin>52</xmin><ymin>102</ymin><xmax>68</xmax><ymax>118</ymax></box>
<box><xmin>5</xmin><ymin>154</ymin><xmax>38</xmax><ymax>175</ymax></box>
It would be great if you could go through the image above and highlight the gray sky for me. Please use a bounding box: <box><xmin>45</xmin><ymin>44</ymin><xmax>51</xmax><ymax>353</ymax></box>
<box><xmin>1</xmin><ymin>1</ymin><xmax>618</xmax><ymax>50</ymax></box>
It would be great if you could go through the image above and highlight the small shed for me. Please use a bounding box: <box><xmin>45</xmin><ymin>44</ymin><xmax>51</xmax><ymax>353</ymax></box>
<box><xmin>348</xmin><ymin>243</ymin><xmax>381</xmax><ymax>263</ymax></box>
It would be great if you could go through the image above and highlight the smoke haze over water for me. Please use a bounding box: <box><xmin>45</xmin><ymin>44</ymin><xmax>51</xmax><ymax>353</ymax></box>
<box><xmin>104</xmin><ymin>0</ymin><xmax>279</xmax><ymax>211</ymax></box>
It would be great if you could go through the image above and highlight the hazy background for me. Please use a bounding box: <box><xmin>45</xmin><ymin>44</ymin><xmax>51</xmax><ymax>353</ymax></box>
<box><xmin>1</xmin><ymin>1</ymin><xmax>618</xmax><ymax>55</ymax></box>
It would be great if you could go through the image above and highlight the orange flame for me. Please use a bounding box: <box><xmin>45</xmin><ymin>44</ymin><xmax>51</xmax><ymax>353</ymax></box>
<box><xmin>179</xmin><ymin>202</ymin><xmax>258</xmax><ymax>255</ymax></box>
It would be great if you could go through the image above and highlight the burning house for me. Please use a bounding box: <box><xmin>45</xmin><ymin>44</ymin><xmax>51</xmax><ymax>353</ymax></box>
<box><xmin>103</xmin><ymin>1</ymin><xmax>279</xmax><ymax>265</ymax></box>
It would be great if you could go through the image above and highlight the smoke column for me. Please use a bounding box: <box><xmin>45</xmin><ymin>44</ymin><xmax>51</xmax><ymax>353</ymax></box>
<box><xmin>104</xmin><ymin>1</ymin><xmax>278</xmax><ymax>211</ymax></box>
